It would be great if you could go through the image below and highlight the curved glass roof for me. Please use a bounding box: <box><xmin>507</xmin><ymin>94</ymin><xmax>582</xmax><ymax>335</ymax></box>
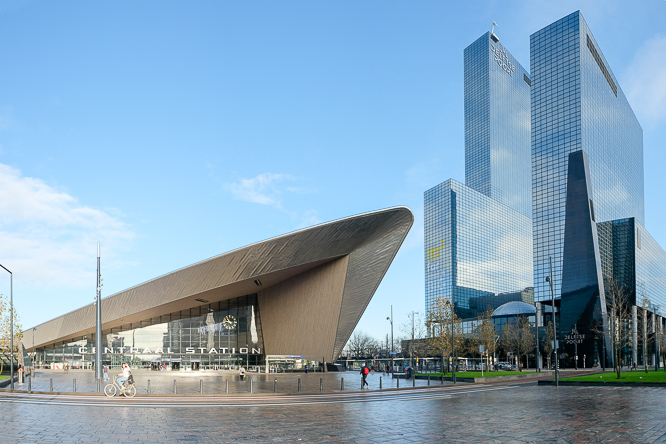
<box><xmin>492</xmin><ymin>301</ymin><xmax>536</xmax><ymax>317</ymax></box>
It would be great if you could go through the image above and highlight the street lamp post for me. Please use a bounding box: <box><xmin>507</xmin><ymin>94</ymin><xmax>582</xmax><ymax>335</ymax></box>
<box><xmin>386</xmin><ymin>305</ymin><xmax>393</xmax><ymax>372</ymax></box>
<box><xmin>32</xmin><ymin>327</ymin><xmax>36</xmax><ymax>374</ymax></box>
<box><xmin>546</xmin><ymin>256</ymin><xmax>558</xmax><ymax>387</ymax></box>
<box><xmin>535</xmin><ymin>302</ymin><xmax>540</xmax><ymax>372</ymax></box>
<box><xmin>95</xmin><ymin>243</ymin><xmax>103</xmax><ymax>382</ymax></box>
<box><xmin>0</xmin><ymin>263</ymin><xmax>14</xmax><ymax>391</ymax></box>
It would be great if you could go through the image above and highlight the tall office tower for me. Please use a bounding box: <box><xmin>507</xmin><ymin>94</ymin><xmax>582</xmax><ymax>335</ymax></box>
<box><xmin>425</xmin><ymin>31</ymin><xmax>532</xmax><ymax>320</ymax></box>
<box><xmin>425</xmin><ymin>180</ymin><xmax>533</xmax><ymax>320</ymax></box>
<box><xmin>465</xmin><ymin>32</ymin><xmax>532</xmax><ymax>218</ymax></box>
<box><xmin>531</xmin><ymin>11</ymin><xmax>644</xmax><ymax>304</ymax></box>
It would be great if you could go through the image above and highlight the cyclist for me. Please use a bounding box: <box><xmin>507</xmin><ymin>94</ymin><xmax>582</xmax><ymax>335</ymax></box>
<box><xmin>117</xmin><ymin>363</ymin><xmax>131</xmax><ymax>388</ymax></box>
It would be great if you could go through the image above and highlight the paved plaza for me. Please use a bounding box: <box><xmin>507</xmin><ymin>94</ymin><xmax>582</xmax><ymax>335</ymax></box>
<box><xmin>12</xmin><ymin>369</ymin><xmax>448</xmax><ymax>394</ymax></box>
<box><xmin>2</xmin><ymin>373</ymin><xmax>666</xmax><ymax>443</ymax></box>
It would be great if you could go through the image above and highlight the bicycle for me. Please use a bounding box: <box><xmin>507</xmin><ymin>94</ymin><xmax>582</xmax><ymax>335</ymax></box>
<box><xmin>104</xmin><ymin>375</ymin><xmax>136</xmax><ymax>398</ymax></box>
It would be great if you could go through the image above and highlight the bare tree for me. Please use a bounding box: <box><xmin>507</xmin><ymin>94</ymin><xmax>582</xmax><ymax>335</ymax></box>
<box><xmin>426</xmin><ymin>298</ymin><xmax>464</xmax><ymax>373</ymax></box>
<box><xmin>542</xmin><ymin>321</ymin><xmax>554</xmax><ymax>370</ymax></box>
<box><xmin>473</xmin><ymin>309</ymin><xmax>497</xmax><ymax>371</ymax></box>
<box><xmin>345</xmin><ymin>331</ymin><xmax>379</xmax><ymax>358</ymax></box>
<box><xmin>502</xmin><ymin>316</ymin><xmax>535</xmax><ymax>372</ymax></box>
<box><xmin>635</xmin><ymin>291</ymin><xmax>659</xmax><ymax>373</ymax></box>
<box><xmin>0</xmin><ymin>293</ymin><xmax>23</xmax><ymax>375</ymax></box>
<box><xmin>400</xmin><ymin>312</ymin><xmax>428</xmax><ymax>361</ymax></box>
<box><xmin>598</xmin><ymin>279</ymin><xmax>633</xmax><ymax>379</ymax></box>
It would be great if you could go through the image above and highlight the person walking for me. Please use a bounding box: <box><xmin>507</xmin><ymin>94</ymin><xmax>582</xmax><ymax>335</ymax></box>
<box><xmin>103</xmin><ymin>364</ymin><xmax>109</xmax><ymax>381</ymax></box>
<box><xmin>239</xmin><ymin>366</ymin><xmax>246</xmax><ymax>381</ymax></box>
<box><xmin>360</xmin><ymin>364</ymin><xmax>370</xmax><ymax>389</ymax></box>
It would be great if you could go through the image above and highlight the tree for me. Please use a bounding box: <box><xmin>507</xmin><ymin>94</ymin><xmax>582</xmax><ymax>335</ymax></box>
<box><xmin>637</xmin><ymin>295</ymin><xmax>656</xmax><ymax>373</ymax></box>
<box><xmin>473</xmin><ymin>309</ymin><xmax>497</xmax><ymax>371</ymax></box>
<box><xmin>400</xmin><ymin>312</ymin><xmax>428</xmax><ymax>362</ymax></box>
<box><xmin>542</xmin><ymin>321</ymin><xmax>555</xmax><ymax>370</ymax></box>
<box><xmin>345</xmin><ymin>331</ymin><xmax>379</xmax><ymax>358</ymax></box>
<box><xmin>426</xmin><ymin>298</ymin><xmax>464</xmax><ymax>373</ymax></box>
<box><xmin>0</xmin><ymin>293</ymin><xmax>23</xmax><ymax>375</ymax></box>
<box><xmin>598</xmin><ymin>279</ymin><xmax>633</xmax><ymax>379</ymax></box>
<box><xmin>502</xmin><ymin>316</ymin><xmax>535</xmax><ymax>372</ymax></box>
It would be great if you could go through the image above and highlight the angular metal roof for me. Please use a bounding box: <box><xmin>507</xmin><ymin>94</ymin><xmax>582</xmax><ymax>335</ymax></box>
<box><xmin>30</xmin><ymin>207</ymin><xmax>413</xmax><ymax>360</ymax></box>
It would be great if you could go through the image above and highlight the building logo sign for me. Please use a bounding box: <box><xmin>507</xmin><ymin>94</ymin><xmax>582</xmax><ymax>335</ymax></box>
<box><xmin>427</xmin><ymin>240</ymin><xmax>445</xmax><ymax>261</ymax></box>
<box><xmin>78</xmin><ymin>347</ymin><xmax>262</xmax><ymax>355</ymax></box>
<box><xmin>491</xmin><ymin>44</ymin><xmax>515</xmax><ymax>77</ymax></box>
<box><xmin>564</xmin><ymin>325</ymin><xmax>585</xmax><ymax>345</ymax></box>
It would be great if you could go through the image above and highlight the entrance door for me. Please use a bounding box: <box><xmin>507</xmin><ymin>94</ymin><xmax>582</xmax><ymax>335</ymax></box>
<box><xmin>150</xmin><ymin>361</ymin><xmax>160</xmax><ymax>371</ymax></box>
<box><xmin>171</xmin><ymin>361</ymin><xmax>181</xmax><ymax>370</ymax></box>
<box><xmin>192</xmin><ymin>361</ymin><xmax>200</xmax><ymax>371</ymax></box>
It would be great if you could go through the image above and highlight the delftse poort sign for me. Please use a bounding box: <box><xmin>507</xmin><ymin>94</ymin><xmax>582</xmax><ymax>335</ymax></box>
<box><xmin>564</xmin><ymin>325</ymin><xmax>585</xmax><ymax>345</ymax></box>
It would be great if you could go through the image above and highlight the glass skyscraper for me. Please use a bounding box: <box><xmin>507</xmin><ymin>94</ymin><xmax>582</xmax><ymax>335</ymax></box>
<box><xmin>425</xmin><ymin>31</ymin><xmax>532</xmax><ymax>320</ymax></box>
<box><xmin>531</xmin><ymin>11</ymin><xmax>644</xmax><ymax>304</ymax></box>
<box><xmin>425</xmin><ymin>180</ymin><xmax>533</xmax><ymax>320</ymax></box>
<box><xmin>465</xmin><ymin>32</ymin><xmax>532</xmax><ymax>218</ymax></box>
<box><xmin>425</xmin><ymin>11</ymin><xmax>666</xmax><ymax>369</ymax></box>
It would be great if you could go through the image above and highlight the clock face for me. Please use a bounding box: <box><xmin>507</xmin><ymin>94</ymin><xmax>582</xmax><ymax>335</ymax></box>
<box><xmin>222</xmin><ymin>315</ymin><xmax>237</xmax><ymax>330</ymax></box>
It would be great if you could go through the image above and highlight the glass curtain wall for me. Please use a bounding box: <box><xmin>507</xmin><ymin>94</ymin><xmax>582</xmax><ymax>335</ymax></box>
<box><xmin>35</xmin><ymin>294</ymin><xmax>264</xmax><ymax>370</ymax></box>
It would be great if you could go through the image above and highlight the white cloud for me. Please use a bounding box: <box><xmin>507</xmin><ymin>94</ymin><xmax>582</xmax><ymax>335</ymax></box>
<box><xmin>0</xmin><ymin>163</ymin><xmax>134</xmax><ymax>288</ymax></box>
<box><xmin>224</xmin><ymin>173</ymin><xmax>297</xmax><ymax>208</ymax></box>
<box><xmin>224</xmin><ymin>172</ymin><xmax>321</xmax><ymax>229</ymax></box>
<box><xmin>296</xmin><ymin>209</ymin><xmax>321</xmax><ymax>229</ymax></box>
<box><xmin>624</xmin><ymin>34</ymin><xmax>666</xmax><ymax>125</ymax></box>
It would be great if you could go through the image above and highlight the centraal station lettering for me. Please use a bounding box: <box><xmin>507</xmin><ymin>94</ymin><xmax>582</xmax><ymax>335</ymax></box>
<box><xmin>78</xmin><ymin>347</ymin><xmax>262</xmax><ymax>355</ymax></box>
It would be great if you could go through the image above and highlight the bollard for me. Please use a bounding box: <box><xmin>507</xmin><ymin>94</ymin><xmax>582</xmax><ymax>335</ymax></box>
<box><xmin>250</xmin><ymin>378</ymin><xmax>253</xmax><ymax>394</ymax></box>
<box><xmin>428</xmin><ymin>375</ymin><xmax>430</xmax><ymax>386</ymax></box>
<box><xmin>397</xmin><ymin>377</ymin><xmax>399</xmax><ymax>389</ymax></box>
<box><xmin>341</xmin><ymin>377</ymin><xmax>344</xmax><ymax>391</ymax></box>
<box><xmin>320</xmin><ymin>378</ymin><xmax>323</xmax><ymax>392</ymax></box>
<box><xmin>173</xmin><ymin>380</ymin><xmax>177</xmax><ymax>395</ymax></box>
<box><xmin>73</xmin><ymin>379</ymin><xmax>76</xmax><ymax>393</ymax></box>
<box><xmin>50</xmin><ymin>378</ymin><xmax>53</xmax><ymax>392</ymax></box>
<box><xmin>226</xmin><ymin>379</ymin><xmax>229</xmax><ymax>394</ymax></box>
<box><xmin>200</xmin><ymin>380</ymin><xmax>203</xmax><ymax>394</ymax></box>
<box><xmin>379</xmin><ymin>376</ymin><xmax>382</xmax><ymax>390</ymax></box>
<box><xmin>28</xmin><ymin>376</ymin><xmax>31</xmax><ymax>393</ymax></box>
<box><xmin>97</xmin><ymin>379</ymin><xmax>101</xmax><ymax>393</ymax></box>
<box><xmin>413</xmin><ymin>376</ymin><xmax>416</xmax><ymax>387</ymax></box>
<box><xmin>274</xmin><ymin>378</ymin><xmax>277</xmax><ymax>393</ymax></box>
<box><xmin>148</xmin><ymin>379</ymin><xmax>151</xmax><ymax>394</ymax></box>
<box><xmin>298</xmin><ymin>378</ymin><xmax>301</xmax><ymax>392</ymax></box>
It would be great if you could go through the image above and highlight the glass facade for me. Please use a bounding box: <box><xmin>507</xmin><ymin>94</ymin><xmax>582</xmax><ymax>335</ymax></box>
<box><xmin>465</xmin><ymin>32</ymin><xmax>532</xmax><ymax>218</ymax></box>
<box><xmin>531</xmin><ymin>11</ymin><xmax>644</xmax><ymax>304</ymax></box>
<box><xmin>426</xmin><ymin>31</ymin><xmax>532</xmax><ymax>322</ymax></box>
<box><xmin>598</xmin><ymin>218</ymin><xmax>666</xmax><ymax>317</ymax></box>
<box><xmin>35</xmin><ymin>294</ymin><xmax>265</xmax><ymax>370</ymax></box>
<box><xmin>424</xmin><ymin>180</ymin><xmax>533</xmax><ymax>320</ymax></box>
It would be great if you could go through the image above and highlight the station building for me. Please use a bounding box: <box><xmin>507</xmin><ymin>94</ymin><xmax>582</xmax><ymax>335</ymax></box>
<box><xmin>29</xmin><ymin>207</ymin><xmax>413</xmax><ymax>372</ymax></box>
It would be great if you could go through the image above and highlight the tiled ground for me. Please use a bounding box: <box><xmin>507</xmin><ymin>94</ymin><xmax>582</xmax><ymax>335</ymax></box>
<box><xmin>12</xmin><ymin>369</ymin><xmax>455</xmax><ymax>394</ymax></box>
<box><xmin>2</xmin><ymin>376</ymin><xmax>666</xmax><ymax>442</ymax></box>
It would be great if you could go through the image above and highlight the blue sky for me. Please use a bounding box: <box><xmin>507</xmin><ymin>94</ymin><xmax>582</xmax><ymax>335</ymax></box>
<box><xmin>0</xmin><ymin>0</ymin><xmax>665</xmax><ymax>344</ymax></box>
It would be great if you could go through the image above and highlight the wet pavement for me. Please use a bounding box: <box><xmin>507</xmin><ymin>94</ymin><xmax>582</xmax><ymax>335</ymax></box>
<box><xmin>2</xmin><ymin>375</ymin><xmax>666</xmax><ymax>442</ymax></box>
<box><xmin>10</xmin><ymin>369</ymin><xmax>455</xmax><ymax>394</ymax></box>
